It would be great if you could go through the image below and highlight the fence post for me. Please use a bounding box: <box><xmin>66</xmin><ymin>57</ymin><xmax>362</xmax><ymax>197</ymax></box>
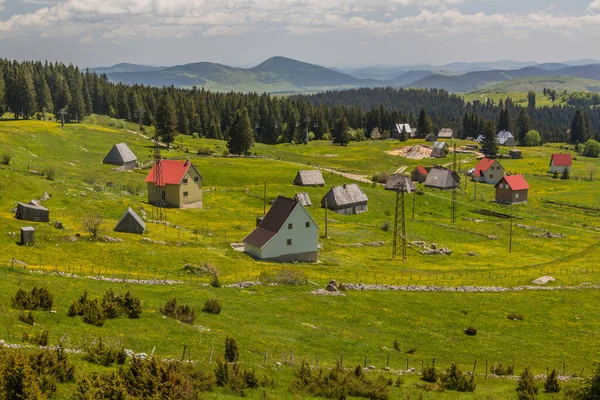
<box><xmin>264</xmin><ymin>350</ymin><xmax>268</xmax><ymax>366</ymax></box>
<box><xmin>209</xmin><ymin>347</ymin><xmax>213</xmax><ymax>363</ymax></box>
<box><xmin>181</xmin><ymin>344</ymin><xmax>187</xmax><ymax>361</ymax></box>
<box><xmin>486</xmin><ymin>359</ymin><xmax>488</xmax><ymax>378</ymax></box>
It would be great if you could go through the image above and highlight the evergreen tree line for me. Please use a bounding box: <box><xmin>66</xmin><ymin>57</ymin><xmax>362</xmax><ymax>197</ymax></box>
<box><xmin>1</xmin><ymin>59</ymin><xmax>598</xmax><ymax>146</ymax></box>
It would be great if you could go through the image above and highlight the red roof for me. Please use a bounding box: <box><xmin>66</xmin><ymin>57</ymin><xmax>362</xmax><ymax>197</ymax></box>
<box><xmin>145</xmin><ymin>160</ymin><xmax>195</xmax><ymax>186</ymax></box>
<box><xmin>473</xmin><ymin>158</ymin><xmax>498</xmax><ymax>176</ymax></box>
<box><xmin>551</xmin><ymin>153</ymin><xmax>572</xmax><ymax>167</ymax></box>
<box><xmin>497</xmin><ymin>175</ymin><xmax>529</xmax><ymax>191</ymax></box>
<box><xmin>415</xmin><ymin>165</ymin><xmax>428</xmax><ymax>175</ymax></box>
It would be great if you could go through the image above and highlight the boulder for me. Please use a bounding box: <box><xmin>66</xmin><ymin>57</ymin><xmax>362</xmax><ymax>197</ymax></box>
<box><xmin>326</xmin><ymin>279</ymin><xmax>338</xmax><ymax>292</ymax></box>
<box><xmin>532</xmin><ymin>276</ymin><xmax>555</xmax><ymax>285</ymax></box>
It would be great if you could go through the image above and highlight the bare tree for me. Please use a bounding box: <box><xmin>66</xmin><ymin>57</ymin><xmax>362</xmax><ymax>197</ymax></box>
<box><xmin>83</xmin><ymin>213</ymin><xmax>103</xmax><ymax>239</ymax></box>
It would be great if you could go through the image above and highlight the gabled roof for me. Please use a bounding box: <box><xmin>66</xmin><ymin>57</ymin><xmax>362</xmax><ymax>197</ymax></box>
<box><xmin>550</xmin><ymin>153</ymin><xmax>572</xmax><ymax>167</ymax></box>
<box><xmin>243</xmin><ymin>196</ymin><xmax>301</xmax><ymax>249</ymax></box>
<box><xmin>17</xmin><ymin>202</ymin><xmax>49</xmax><ymax>212</ymax></box>
<box><xmin>433</xmin><ymin>141</ymin><xmax>448</xmax><ymax>149</ymax></box>
<box><xmin>294</xmin><ymin>192</ymin><xmax>312</xmax><ymax>206</ymax></box>
<box><xmin>475</xmin><ymin>135</ymin><xmax>485</xmax><ymax>143</ymax></box>
<box><xmin>324</xmin><ymin>183</ymin><xmax>368</xmax><ymax>207</ymax></box>
<box><xmin>145</xmin><ymin>159</ymin><xmax>201</xmax><ymax>186</ymax></box>
<box><xmin>385</xmin><ymin>175</ymin><xmax>416</xmax><ymax>192</ymax></box>
<box><xmin>395</xmin><ymin>123</ymin><xmax>412</xmax><ymax>133</ymax></box>
<box><xmin>473</xmin><ymin>157</ymin><xmax>502</xmax><ymax>176</ymax></box>
<box><xmin>115</xmin><ymin>207</ymin><xmax>146</xmax><ymax>233</ymax></box>
<box><xmin>294</xmin><ymin>170</ymin><xmax>325</xmax><ymax>186</ymax></box>
<box><xmin>424</xmin><ymin>167</ymin><xmax>460</xmax><ymax>189</ymax></box>
<box><xmin>438</xmin><ymin>128</ymin><xmax>453</xmax><ymax>138</ymax></box>
<box><xmin>103</xmin><ymin>143</ymin><xmax>137</xmax><ymax>164</ymax></box>
<box><xmin>496</xmin><ymin>131</ymin><xmax>515</xmax><ymax>145</ymax></box>
<box><xmin>496</xmin><ymin>175</ymin><xmax>529</xmax><ymax>191</ymax></box>
<box><xmin>413</xmin><ymin>165</ymin><xmax>428</xmax><ymax>175</ymax></box>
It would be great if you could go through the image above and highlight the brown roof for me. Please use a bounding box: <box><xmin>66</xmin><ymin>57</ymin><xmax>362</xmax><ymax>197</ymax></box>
<box><xmin>243</xmin><ymin>196</ymin><xmax>298</xmax><ymax>249</ymax></box>
<box><xmin>385</xmin><ymin>175</ymin><xmax>416</xmax><ymax>192</ymax></box>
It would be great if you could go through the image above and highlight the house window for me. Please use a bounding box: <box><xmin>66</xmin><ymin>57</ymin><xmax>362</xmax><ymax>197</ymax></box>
<box><xmin>490</xmin><ymin>174</ymin><xmax>494</xmax><ymax>179</ymax></box>
<box><xmin>287</xmin><ymin>239</ymin><xmax>292</xmax><ymax>246</ymax></box>
<box><xmin>288</xmin><ymin>223</ymin><xmax>293</xmax><ymax>229</ymax></box>
<box><xmin>183</xmin><ymin>191</ymin><xmax>189</xmax><ymax>198</ymax></box>
<box><xmin>194</xmin><ymin>176</ymin><xmax>199</xmax><ymax>182</ymax></box>
<box><xmin>515</xmin><ymin>193</ymin><xmax>519</xmax><ymax>199</ymax></box>
<box><xmin>306</xmin><ymin>221</ymin><xmax>310</xmax><ymax>228</ymax></box>
<box><xmin>183</xmin><ymin>178</ymin><xmax>188</xmax><ymax>184</ymax></box>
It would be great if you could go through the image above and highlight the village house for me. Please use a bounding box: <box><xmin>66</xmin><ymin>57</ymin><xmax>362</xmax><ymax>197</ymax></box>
<box><xmin>114</xmin><ymin>207</ymin><xmax>146</xmax><ymax>234</ymax></box>
<box><xmin>293</xmin><ymin>170</ymin><xmax>325</xmax><ymax>187</ymax></box>
<box><xmin>495</xmin><ymin>175</ymin><xmax>529</xmax><ymax>204</ymax></box>
<box><xmin>243</xmin><ymin>196</ymin><xmax>319</xmax><ymax>262</ymax></box>
<box><xmin>431</xmin><ymin>141</ymin><xmax>449</xmax><ymax>158</ymax></box>
<box><xmin>103</xmin><ymin>143</ymin><xmax>137</xmax><ymax>170</ymax></box>
<box><xmin>145</xmin><ymin>159</ymin><xmax>203</xmax><ymax>208</ymax></box>
<box><xmin>472</xmin><ymin>158</ymin><xmax>504</xmax><ymax>184</ymax></box>
<box><xmin>550</xmin><ymin>153</ymin><xmax>572</xmax><ymax>174</ymax></box>
<box><xmin>410</xmin><ymin>165</ymin><xmax>428</xmax><ymax>183</ymax></box>
<box><xmin>321</xmin><ymin>183</ymin><xmax>368</xmax><ymax>214</ymax></box>
<box><xmin>294</xmin><ymin>192</ymin><xmax>312</xmax><ymax>207</ymax></box>
<box><xmin>394</xmin><ymin>123</ymin><xmax>415</xmax><ymax>138</ymax></box>
<box><xmin>385</xmin><ymin>174</ymin><xmax>416</xmax><ymax>192</ymax></box>
<box><xmin>438</xmin><ymin>128</ymin><xmax>454</xmax><ymax>139</ymax></box>
<box><xmin>424</xmin><ymin>166</ymin><xmax>460</xmax><ymax>190</ymax></box>
<box><xmin>497</xmin><ymin>131</ymin><xmax>516</xmax><ymax>147</ymax></box>
<box><xmin>424</xmin><ymin>133</ymin><xmax>437</xmax><ymax>142</ymax></box>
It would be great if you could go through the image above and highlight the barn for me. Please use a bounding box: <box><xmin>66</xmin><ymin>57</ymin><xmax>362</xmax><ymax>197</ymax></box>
<box><xmin>497</xmin><ymin>131</ymin><xmax>516</xmax><ymax>147</ymax></box>
<box><xmin>550</xmin><ymin>153</ymin><xmax>572</xmax><ymax>174</ymax></box>
<box><xmin>410</xmin><ymin>166</ymin><xmax>428</xmax><ymax>183</ymax></box>
<box><xmin>385</xmin><ymin>175</ymin><xmax>416</xmax><ymax>192</ymax></box>
<box><xmin>15</xmin><ymin>202</ymin><xmax>49</xmax><ymax>222</ymax></box>
<box><xmin>438</xmin><ymin>128</ymin><xmax>454</xmax><ymax>139</ymax></box>
<box><xmin>472</xmin><ymin>158</ymin><xmax>504</xmax><ymax>184</ymax></box>
<box><xmin>321</xmin><ymin>183</ymin><xmax>368</xmax><ymax>214</ymax></box>
<box><xmin>103</xmin><ymin>143</ymin><xmax>137</xmax><ymax>170</ymax></box>
<box><xmin>431</xmin><ymin>141</ymin><xmax>449</xmax><ymax>158</ymax></box>
<box><xmin>495</xmin><ymin>175</ymin><xmax>529</xmax><ymax>204</ymax></box>
<box><xmin>293</xmin><ymin>170</ymin><xmax>325</xmax><ymax>187</ymax></box>
<box><xmin>243</xmin><ymin>196</ymin><xmax>319</xmax><ymax>262</ymax></box>
<box><xmin>424</xmin><ymin>167</ymin><xmax>460</xmax><ymax>190</ymax></box>
<box><xmin>145</xmin><ymin>159</ymin><xmax>203</xmax><ymax>208</ymax></box>
<box><xmin>114</xmin><ymin>207</ymin><xmax>146</xmax><ymax>234</ymax></box>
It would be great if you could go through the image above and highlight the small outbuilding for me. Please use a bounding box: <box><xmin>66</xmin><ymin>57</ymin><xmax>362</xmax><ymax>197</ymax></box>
<box><xmin>495</xmin><ymin>175</ymin><xmax>529</xmax><ymax>204</ymax></box>
<box><xmin>472</xmin><ymin>158</ymin><xmax>504</xmax><ymax>184</ymax></box>
<box><xmin>15</xmin><ymin>202</ymin><xmax>49</xmax><ymax>222</ymax></box>
<box><xmin>103</xmin><ymin>143</ymin><xmax>137</xmax><ymax>170</ymax></box>
<box><xmin>431</xmin><ymin>141</ymin><xmax>449</xmax><ymax>158</ymax></box>
<box><xmin>293</xmin><ymin>170</ymin><xmax>325</xmax><ymax>187</ymax></box>
<box><xmin>114</xmin><ymin>207</ymin><xmax>146</xmax><ymax>234</ymax></box>
<box><xmin>550</xmin><ymin>153</ymin><xmax>572</xmax><ymax>174</ymax></box>
<box><xmin>294</xmin><ymin>192</ymin><xmax>312</xmax><ymax>207</ymax></box>
<box><xmin>497</xmin><ymin>131</ymin><xmax>516</xmax><ymax>147</ymax></box>
<box><xmin>509</xmin><ymin>149</ymin><xmax>522</xmax><ymax>159</ymax></box>
<box><xmin>20</xmin><ymin>227</ymin><xmax>35</xmax><ymax>245</ymax></box>
<box><xmin>243</xmin><ymin>196</ymin><xmax>319</xmax><ymax>262</ymax></box>
<box><xmin>424</xmin><ymin>167</ymin><xmax>460</xmax><ymax>190</ymax></box>
<box><xmin>410</xmin><ymin>166</ymin><xmax>428</xmax><ymax>183</ymax></box>
<box><xmin>475</xmin><ymin>135</ymin><xmax>485</xmax><ymax>143</ymax></box>
<box><xmin>385</xmin><ymin>175</ymin><xmax>416</xmax><ymax>192</ymax></box>
<box><xmin>321</xmin><ymin>183</ymin><xmax>368</xmax><ymax>214</ymax></box>
<box><xmin>394</xmin><ymin>123</ymin><xmax>414</xmax><ymax>138</ymax></box>
<box><xmin>424</xmin><ymin>133</ymin><xmax>437</xmax><ymax>142</ymax></box>
<box><xmin>438</xmin><ymin>128</ymin><xmax>454</xmax><ymax>139</ymax></box>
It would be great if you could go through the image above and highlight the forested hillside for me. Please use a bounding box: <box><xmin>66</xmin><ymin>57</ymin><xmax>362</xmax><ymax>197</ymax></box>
<box><xmin>0</xmin><ymin>60</ymin><xmax>598</xmax><ymax>145</ymax></box>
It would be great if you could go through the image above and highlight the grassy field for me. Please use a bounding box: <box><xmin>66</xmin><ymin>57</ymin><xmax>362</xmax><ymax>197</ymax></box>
<box><xmin>463</xmin><ymin>90</ymin><xmax>568</xmax><ymax>108</ymax></box>
<box><xmin>0</xmin><ymin>116</ymin><xmax>599</xmax><ymax>398</ymax></box>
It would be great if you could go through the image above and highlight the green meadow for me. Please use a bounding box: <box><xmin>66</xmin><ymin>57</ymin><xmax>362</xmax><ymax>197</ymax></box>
<box><xmin>0</xmin><ymin>116</ymin><xmax>599</xmax><ymax>398</ymax></box>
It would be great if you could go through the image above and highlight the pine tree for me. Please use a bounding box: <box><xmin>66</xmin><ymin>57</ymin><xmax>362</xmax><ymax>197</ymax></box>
<box><xmin>227</xmin><ymin>108</ymin><xmax>254</xmax><ymax>155</ymax></box>
<box><xmin>53</xmin><ymin>73</ymin><xmax>71</xmax><ymax>113</ymax></box>
<box><xmin>516</xmin><ymin>108</ymin><xmax>531</xmax><ymax>145</ymax></box>
<box><xmin>516</xmin><ymin>367</ymin><xmax>538</xmax><ymax>400</ymax></box>
<box><xmin>527</xmin><ymin>91</ymin><xmax>536</xmax><ymax>108</ymax></box>
<box><xmin>570</xmin><ymin>108</ymin><xmax>589</xmax><ymax>144</ymax></box>
<box><xmin>0</xmin><ymin>71</ymin><xmax>5</xmax><ymax>116</ymax></box>
<box><xmin>68</xmin><ymin>72</ymin><xmax>86</xmax><ymax>122</ymax></box>
<box><xmin>154</xmin><ymin>92</ymin><xmax>178</xmax><ymax>148</ymax></box>
<box><xmin>399</xmin><ymin>125</ymin><xmax>409</xmax><ymax>141</ymax></box>
<box><xmin>497</xmin><ymin>108</ymin><xmax>511</xmax><ymax>132</ymax></box>
<box><xmin>332</xmin><ymin>117</ymin><xmax>349</xmax><ymax>146</ymax></box>
<box><xmin>481</xmin><ymin>120</ymin><xmax>498</xmax><ymax>158</ymax></box>
<box><xmin>417</xmin><ymin>107</ymin><xmax>433</xmax><ymax>139</ymax></box>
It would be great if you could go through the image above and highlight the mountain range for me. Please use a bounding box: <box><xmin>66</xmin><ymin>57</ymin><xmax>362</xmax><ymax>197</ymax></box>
<box><xmin>92</xmin><ymin>57</ymin><xmax>600</xmax><ymax>94</ymax></box>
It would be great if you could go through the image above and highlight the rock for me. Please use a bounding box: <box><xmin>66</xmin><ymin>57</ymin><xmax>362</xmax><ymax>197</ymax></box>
<box><xmin>487</xmin><ymin>235</ymin><xmax>498</xmax><ymax>240</ymax></box>
<box><xmin>81</xmin><ymin>193</ymin><xmax>86</xmax><ymax>197</ymax></box>
<box><xmin>466</xmin><ymin>252</ymin><xmax>478</xmax><ymax>256</ymax></box>
<box><xmin>49</xmin><ymin>310</ymin><xmax>57</xmax><ymax>314</ymax></box>
<box><xmin>125</xmin><ymin>349</ymin><xmax>135</xmax><ymax>357</ymax></box>
<box><xmin>326</xmin><ymin>279</ymin><xmax>338</xmax><ymax>292</ymax></box>
<box><xmin>532</xmin><ymin>276</ymin><xmax>555</xmax><ymax>285</ymax></box>
<box><xmin>368</xmin><ymin>365</ymin><xmax>376</xmax><ymax>370</ymax></box>
<box><xmin>384</xmin><ymin>367</ymin><xmax>391</xmax><ymax>371</ymax></box>
<box><xmin>275</xmin><ymin>362</ymin><xmax>281</xmax><ymax>368</ymax></box>
<box><xmin>54</xmin><ymin>221</ymin><xmax>64</xmax><ymax>229</ymax></box>
<box><xmin>135</xmin><ymin>352</ymin><xmax>148</xmax><ymax>360</ymax></box>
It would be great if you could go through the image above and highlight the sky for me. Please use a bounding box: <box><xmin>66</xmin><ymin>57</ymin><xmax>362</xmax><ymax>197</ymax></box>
<box><xmin>0</xmin><ymin>0</ymin><xmax>600</xmax><ymax>68</ymax></box>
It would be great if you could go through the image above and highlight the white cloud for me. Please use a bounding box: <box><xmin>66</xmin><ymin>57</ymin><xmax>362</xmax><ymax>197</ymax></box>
<box><xmin>0</xmin><ymin>0</ymin><xmax>5</xmax><ymax>12</ymax></box>
<box><xmin>588</xmin><ymin>0</ymin><xmax>600</xmax><ymax>14</ymax></box>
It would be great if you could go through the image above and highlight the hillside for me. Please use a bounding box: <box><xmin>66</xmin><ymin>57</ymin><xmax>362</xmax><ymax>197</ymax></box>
<box><xmin>90</xmin><ymin>63</ymin><xmax>164</xmax><ymax>74</ymax></box>
<box><xmin>471</xmin><ymin>76</ymin><xmax>600</xmax><ymax>94</ymax></box>
<box><xmin>106</xmin><ymin>56</ymin><xmax>379</xmax><ymax>93</ymax></box>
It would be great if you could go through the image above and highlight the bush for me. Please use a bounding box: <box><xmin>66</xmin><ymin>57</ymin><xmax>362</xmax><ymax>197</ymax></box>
<box><xmin>372</xmin><ymin>171</ymin><xmax>390</xmax><ymax>184</ymax></box>
<box><xmin>82</xmin><ymin>299</ymin><xmax>106</xmax><ymax>327</ymax></box>
<box><xmin>160</xmin><ymin>298</ymin><xmax>196</xmax><ymax>324</ymax></box>
<box><xmin>564</xmin><ymin>362</ymin><xmax>600</xmax><ymax>399</ymax></box>
<box><xmin>583</xmin><ymin>139</ymin><xmax>600</xmax><ymax>157</ymax></box>
<box><xmin>516</xmin><ymin>367</ymin><xmax>539</xmax><ymax>400</ymax></box>
<box><xmin>84</xmin><ymin>337</ymin><xmax>122</xmax><ymax>366</ymax></box>
<box><xmin>107</xmin><ymin>118</ymin><xmax>116</xmax><ymax>126</ymax></box>
<box><xmin>464</xmin><ymin>326</ymin><xmax>478</xmax><ymax>336</ymax></box>
<box><xmin>490</xmin><ymin>363</ymin><xmax>514</xmax><ymax>376</ymax></box>
<box><xmin>22</xmin><ymin>330</ymin><xmax>48</xmax><ymax>346</ymax></box>
<box><xmin>545</xmin><ymin>368</ymin><xmax>561</xmax><ymax>393</ymax></box>
<box><xmin>12</xmin><ymin>287</ymin><xmax>53</xmax><ymax>311</ymax></box>
<box><xmin>1</xmin><ymin>153</ymin><xmax>12</xmax><ymax>165</ymax></box>
<box><xmin>203</xmin><ymin>299</ymin><xmax>221</xmax><ymax>314</ymax></box>
<box><xmin>214</xmin><ymin>359</ymin><xmax>262</xmax><ymax>392</ymax></box>
<box><xmin>258</xmin><ymin>269</ymin><xmax>308</xmax><ymax>285</ymax></box>
<box><xmin>44</xmin><ymin>167</ymin><xmax>56</xmax><ymax>180</ymax></box>
<box><xmin>71</xmin><ymin>290</ymin><xmax>141</xmax><ymax>325</ymax></box>
<box><xmin>524</xmin><ymin>130</ymin><xmax>542</xmax><ymax>146</ymax></box>
<box><xmin>18</xmin><ymin>310</ymin><xmax>35</xmax><ymax>325</ymax></box>
<box><xmin>83</xmin><ymin>213</ymin><xmax>103</xmax><ymax>239</ymax></box>
<box><xmin>116</xmin><ymin>120</ymin><xmax>125</xmax><ymax>129</ymax></box>
<box><xmin>393</xmin><ymin>338</ymin><xmax>401</xmax><ymax>352</ymax></box>
<box><xmin>192</xmin><ymin>132</ymin><xmax>199</xmax><ymax>138</ymax></box>
<box><xmin>225</xmin><ymin>336</ymin><xmax>239</xmax><ymax>363</ymax></box>
<box><xmin>422</xmin><ymin>365</ymin><xmax>438</xmax><ymax>383</ymax></box>
<box><xmin>380</xmin><ymin>221</ymin><xmax>391</xmax><ymax>232</ymax></box>
<box><xmin>508</xmin><ymin>313</ymin><xmax>524</xmax><ymax>320</ymax></box>
<box><xmin>197</xmin><ymin>146</ymin><xmax>213</xmax><ymax>155</ymax></box>
<box><xmin>439</xmin><ymin>363</ymin><xmax>476</xmax><ymax>392</ymax></box>
<box><xmin>210</xmin><ymin>272</ymin><xmax>222</xmax><ymax>288</ymax></box>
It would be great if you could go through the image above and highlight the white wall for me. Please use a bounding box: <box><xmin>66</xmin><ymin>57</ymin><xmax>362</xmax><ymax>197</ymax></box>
<box><xmin>261</xmin><ymin>205</ymin><xmax>318</xmax><ymax>259</ymax></box>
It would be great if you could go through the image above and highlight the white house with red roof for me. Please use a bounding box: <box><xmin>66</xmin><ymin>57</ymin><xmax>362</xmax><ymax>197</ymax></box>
<box><xmin>145</xmin><ymin>159</ymin><xmax>203</xmax><ymax>208</ymax></box>
<box><xmin>550</xmin><ymin>153</ymin><xmax>572</xmax><ymax>174</ymax></box>
<box><xmin>243</xmin><ymin>196</ymin><xmax>319</xmax><ymax>262</ymax></box>
<box><xmin>495</xmin><ymin>175</ymin><xmax>529</xmax><ymax>204</ymax></box>
<box><xmin>472</xmin><ymin>158</ymin><xmax>504</xmax><ymax>184</ymax></box>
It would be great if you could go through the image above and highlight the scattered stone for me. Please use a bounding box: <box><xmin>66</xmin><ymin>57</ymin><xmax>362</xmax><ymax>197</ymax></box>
<box><xmin>142</xmin><ymin>238</ymin><xmax>167</xmax><ymax>245</ymax></box>
<box><xmin>487</xmin><ymin>235</ymin><xmax>498</xmax><ymax>240</ymax></box>
<box><xmin>466</xmin><ymin>252</ymin><xmax>478</xmax><ymax>257</ymax></box>
<box><xmin>275</xmin><ymin>362</ymin><xmax>281</xmax><ymax>368</ymax></box>
<box><xmin>384</xmin><ymin>367</ymin><xmax>391</xmax><ymax>371</ymax></box>
<box><xmin>368</xmin><ymin>365</ymin><xmax>376</xmax><ymax>370</ymax></box>
<box><xmin>100</xmin><ymin>236</ymin><xmax>124</xmax><ymax>243</ymax></box>
<box><xmin>54</xmin><ymin>221</ymin><xmax>64</xmax><ymax>229</ymax></box>
<box><xmin>337</xmin><ymin>241</ymin><xmax>385</xmax><ymax>248</ymax></box>
<box><xmin>81</xmin><ymin>193</ymin><xmax>86</xmax><ymax>197</ymax></box>
<box><xmin>49</xmin><ymin>310</ymin><xmax>57</xmax><ymax>314</ymax></box>
<box><xmin>531</xmin><ymin>231</ymin><xmax>564</xmax><ymax>239</ymax></box>
<box><xmin>411</xmin><ymin>241</ymin><xmax>451</xmax><ymax>255</ymax></box>
<box><xmin>326</xmin><ymin>279</ymin><xmax>339</xmax><ymax>292</ymax></box>
<box><xmin>318</xmin><ymin>244</ymin><xmax>324</xmax><ymax>250</ymax></box>
<box><xmin>226</xmin><ymin>281</ymin><xmax>261</xmax><ymax>289</ymax></box>
<box><xmin>230</xmin><ymin>243</ymin><xmax>244</xmax><ymax>251</ymax></box>
<box><xmin>532</xmin><ymin>276</ymin><xmax>555</xmax><ymax>285</ymax></box>
<box><xmin>309</xmin><ymin>289</ymin><xmax>346</xmax><ymax>296</ymax></box>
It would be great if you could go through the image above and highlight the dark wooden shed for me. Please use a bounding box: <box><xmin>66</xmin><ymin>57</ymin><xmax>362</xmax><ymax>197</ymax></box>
<box><xmin>114</xmin><ymin>207</ymin><xmax>146</xmax><ymax>234</ymax></box>
<box><xmin>20</xmin><ymin>227</ymin><xmax>35</xmax><ymax>245</ymax></box>
<box><xmin>15</xmin><ymin>202</ymin><xmax>50</xmax><ymax>222</ymax></box>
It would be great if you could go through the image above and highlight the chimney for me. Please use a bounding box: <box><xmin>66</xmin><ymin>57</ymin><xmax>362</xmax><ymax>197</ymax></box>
<box><xmin>256</xmin><ymin>216</ymin><xmax>263</xmax><ymax>227</ymax></box>
<box><xmin>184</xmin><ymin>158</ymin><xmax>190</xmax><ymax>166</ymax></box>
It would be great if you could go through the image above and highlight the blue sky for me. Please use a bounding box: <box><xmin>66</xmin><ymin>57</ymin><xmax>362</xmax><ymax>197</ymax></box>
<box><xmin>0</xmin><ymin>0</ymin><xmax>599</xmax><ymax>68</ymax></box>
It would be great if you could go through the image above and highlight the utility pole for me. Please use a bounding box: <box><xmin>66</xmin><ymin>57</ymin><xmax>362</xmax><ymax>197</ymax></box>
<box><xmin>412</xmin><ymin>190</ymin><xmax>416</xmax><ymax>219</ymax></box>
<box><xmin>451</xmin><ymin>143</ymin><xmax>457</xmax><ymax>223</ymax></box>
<box><xmin>509</xmin><ymin>215</ymin><xmax>513</xmax><ymax>253</ymax></box>
<box><xmin>57</xmin><ymin>109</ymin><xmax>66</xmax><ymax>127</ymax></box>
<box><xmin>473</xmin><ymin>180</ymin><xmax>477</xmax><ymax>201</ymax></box>
<box><xmin>324</xmin><ymin>198</ymin><xmax>329</xmax><ymax>238</ymax></box>
<box><xmin>263</xmin><ymin>180</ymin><xmax>267</xmax><ymax>217</ymax></box>
<box><xmin>304</xmin><ymin>116</ymin><xmax>310</xmax><ymax>145</ymax></box>
<box><xmin>137</xmin><ymin>107</ymin><xmax>145</xmax><ymax>131</ymax></box>
<box><xmin>391</xmin><ymin>176</ymin><xmax>412</xmax><ymax>260</ymax></box>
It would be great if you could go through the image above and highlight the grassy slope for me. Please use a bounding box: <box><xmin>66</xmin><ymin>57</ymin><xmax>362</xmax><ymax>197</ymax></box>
<box><xmin>0</xmin><ymin>116</ymin><xmax>599</xmax><ymax>398</ymax></box>
<box><xmin>463</xmin><ymin>91</ymin><xmax>568</xmax><ymax>108</ymax></box>
<box><xmin>471</xmin><ymin>76</ymin><xmax>600</xmax><ymax>94</ymax></box>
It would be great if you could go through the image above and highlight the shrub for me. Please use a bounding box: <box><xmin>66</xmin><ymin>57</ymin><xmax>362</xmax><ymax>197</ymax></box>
<box><xmin>393</xmin><ymin>338</ymin><xmax>401</xmax><ymax>352</ymax></box>
<box><xmin>406</xmin><ymin>348</ymin><xmax>417</xmax><ymax>354</ymax></box>
<box><xmin>516</xmin><ymin>367</ymin><xmax>539</xmax><ymax>400</ymax></box>
<box><xmin>84</xmin><ymin>337</ymin><xmax>120</xmax><ymax>366</ymax></box>
<box><xmin>82</xmin><ymin>299</ymin><xmax>106</xmax><ymax>327</ymax></box>
<box><xmin>564</xmin><ymin>362</ymin><xmax>600</xmax><ymax>399</ymax></box>
<box><xmin>545</xmin><ymin>368</ymin><xmax>561</xmax><ymax>393</ymax></box>
<box><xmin>372</xmin><ymin>171</ymin><xmax>390</xmax><ymax>184</ymax></box>
<box><xmin>210</xmin><ymin>272</ymin><xmax>222</xmax><ymax>288</ymax></box>
<box><xmin>12</xmin><ymin>287</ymin><xmax>53</xmax><ymax>311</ymax></box>
<box><xmin>160</xmin><ymin>298</ymin><xmax>196</xmax><ymax>324</ymax></box>
<box><xmin>524</xmin><ymin>130</ymin><xmax>542</xmax><ymax>146</ymax></box>
<box><xmin>381</xmin><ymin>221</ymin><xmax>391</xmax><ymax>232</ymax></box>
<box><xmin>22</xmin><ymin>330</ymin><xmax>48</xmax><ymax>346</ymax></box>
<box><xmin>83</xmin><ymin>213</ymin><xmax>103</xmax><ymax>239</ymax></box>
<box><xmin>583</xmin><ymin>139</ymin><xmax>600</xmax><ymax>158</ymax></box>
<box><xmin>422</xmin><ymin>365</ymin><xmax>438</xmax><ymax>383</ymax></box>
<box><xmin>1</xmin><ymin>152</ymin><xmax>12</xmax><ymax>165</ymax></box>
<box><xmin>464</xmin><ymin>326</ymin><xmax>478</xmax><ymax>336</ymax></box>
<box><xmin>439</xmin><ymin>363</ymin><xmax>476</xmax><ymax>392</ymax></box>
<box><xmin>508</xmin><ymin>313</ymin><xmax>524</xmax><ymax>320</ymax></box>
<box><xmin>225</xmin><ymin>336</ymin><xmax>239</xmax><ymax>363</ymax></box>
<box><xmin>122</xmin><ymin>291</ymin><xmax>142</xmax><ymax>319</ymax></box>
<box><xmin>18</xmin><ymin>311</ymin><xmax>35</xmax><ymax>325</ymax></box>
<box><xmin>44</xmin><ymin>167</ymin><xmax>56</xmax><ymax>180</ymax></box>
<box><xmin>197</xmin><ymin>146</ymin><xmax>213</xmax><ymax>155</ymax></box>
<box><xmin>222</xmin><ymin>149</ymin><xmax>230</xmax><ymax>156</ymax></box>
<box><xmin>491</xmin><ymin>363</ymin><xmax>514</xmax><ymax>376</ymax></box>
<box><xmin>258</xmin><ymin>269</ymin><xmax>308</xmax><ymax>285</ymax></box>
<box><xmin>192</xmin><ymin>132</ymin><xmax>199</xmax><ymax>139</ymax></box>
<box><xmin>203</xmin><ymin>299</ymin><xmax>221</xmax><ymax>314</ymax></box>
<box><xmin>107</xmin><ymin>118</ymin><xmax>116</xmax><ymax>126</ymax></box>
